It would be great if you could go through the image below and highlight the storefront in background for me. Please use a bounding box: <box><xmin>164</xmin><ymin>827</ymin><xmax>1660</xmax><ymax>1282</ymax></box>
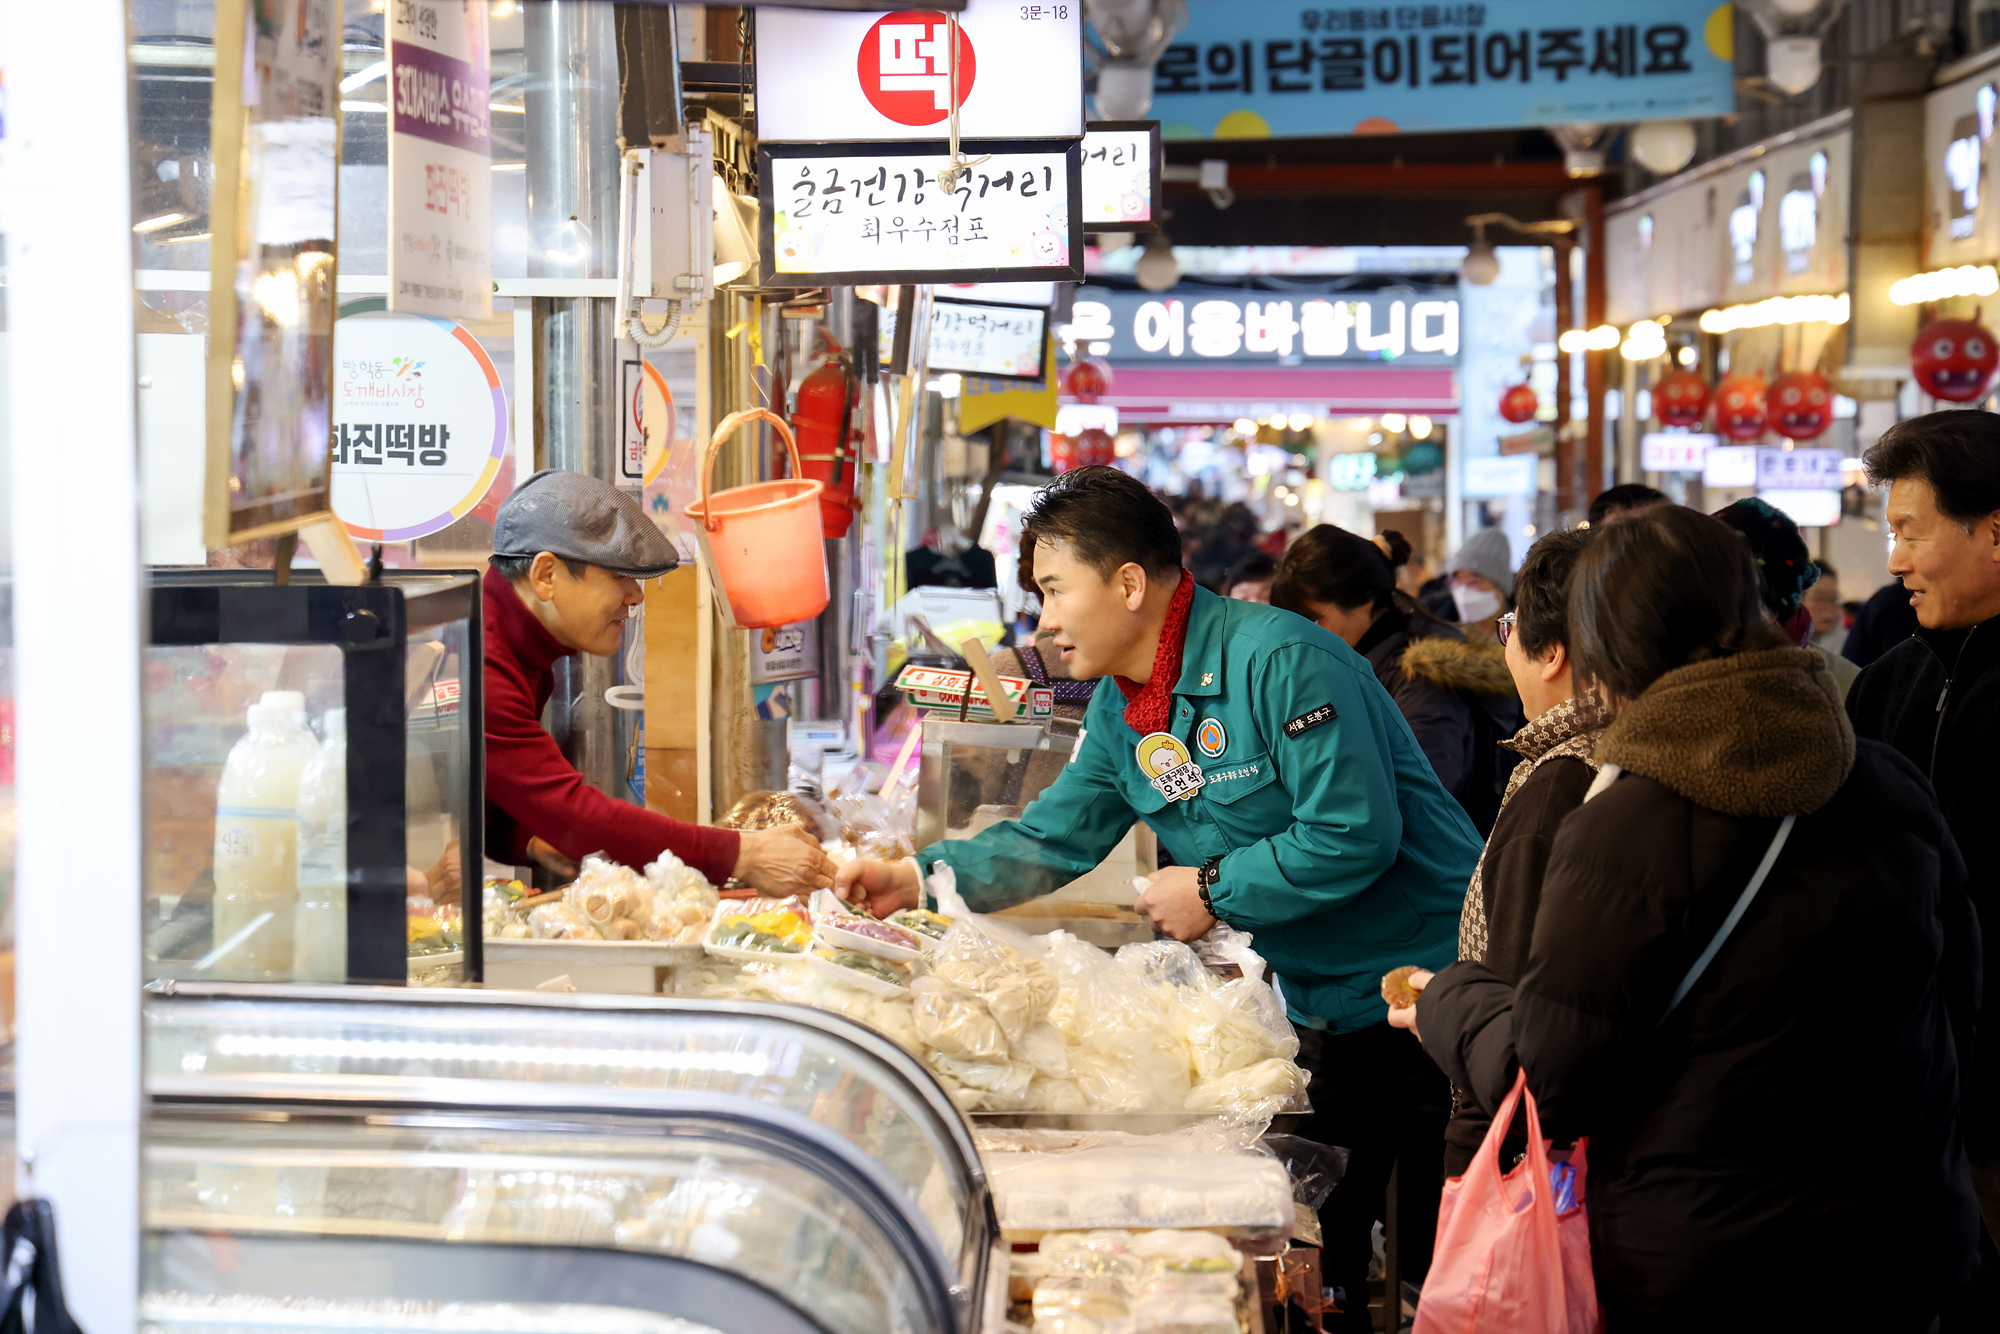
<box><xmin>1604</xmin><ymin>112</ymin><xmax>1887</xmax><ymax>592</ymax></box>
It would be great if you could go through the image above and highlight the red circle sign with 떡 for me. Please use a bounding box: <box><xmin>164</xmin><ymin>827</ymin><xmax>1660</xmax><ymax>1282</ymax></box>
<box><xmin>856</xmin><ymin>10</ymin><xmax>976</xmax><ymax>127</ymax></box>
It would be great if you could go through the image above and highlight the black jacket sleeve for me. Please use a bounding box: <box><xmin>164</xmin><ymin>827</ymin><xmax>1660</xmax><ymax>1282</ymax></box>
<box><xmin>1479</xmin><ymin>757</ymin><xmax>1597</xmax><ymax>983</ymax></box>
<box><xmin>1417</xmin><ymin>960</ymin><xmax>1522</xmax><ymax>1116</ymax></box>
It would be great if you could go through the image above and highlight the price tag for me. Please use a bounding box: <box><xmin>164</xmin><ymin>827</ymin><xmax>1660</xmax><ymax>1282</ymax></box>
<box><xmin>759</xmin><ymin>140</ymin><xmax>1083</xmax><ymax>286</ymax></box>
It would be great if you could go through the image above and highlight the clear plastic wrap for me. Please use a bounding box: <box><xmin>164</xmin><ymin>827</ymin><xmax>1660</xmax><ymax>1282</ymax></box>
<box><xmin>910</xmin><ymin>974</ymin><xmax>1009</xmax><ymax>1061</ymax></box>
<box><xmin>1183</xmin><ymin>1058</ymin><xmax>1311</xmax><ymax>1117</ymax></box>
<box><xmin>527</xmin><ymin>901</ymin><xmax>600</xmax><ymax>941</ymax></box>
<box><xmin>1043</xmin><ymin>933</ymin><xmax>1192</xmax><ymax>1113</ymax></box>
<box><xmin>1130</xmin><ymin>1292</ymin><xmax>1236</xmax><ymax>1334</ymax></box>
<box><xmin>644</xmin><ymin>847</ymin><xmax>721</xmax><ymax>908</ymax></box>
<box><xmin>989</xmin><ymin>1148</ymin><xmax>1293</xmax><ymax>1232</ymax></box>
<box><xmin>563</xmin><ymin>855</ymin><xmax>651</xmax><ymax>926</ymax></box>
<box><xmin>703</xmin><ymin>895</ymin><xmax>813</xmax><ymax>959</ymax></box>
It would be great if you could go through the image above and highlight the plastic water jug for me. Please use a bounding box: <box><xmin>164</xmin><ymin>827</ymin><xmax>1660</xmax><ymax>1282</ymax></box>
<box><xmin>294</xmin><ymin>707</ymin><xmax>347</xmax><ymax>983</ymax></box>
<box><xmin>211</xmin><ymin>690</ymin><xmax>318</xmax><ymax>978</ymax></box>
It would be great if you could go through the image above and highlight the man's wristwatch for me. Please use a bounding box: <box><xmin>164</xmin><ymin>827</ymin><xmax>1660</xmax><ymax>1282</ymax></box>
<box><xmin>1196</xmin><ymin>856</ymin><xmax>1225</xmax><ymax>921</ymax></box>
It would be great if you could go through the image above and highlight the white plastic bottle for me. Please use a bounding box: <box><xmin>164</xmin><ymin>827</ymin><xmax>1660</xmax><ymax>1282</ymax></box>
<box><xmin>293</xmin><ymin>707</ymin><xmax>348</xmax><ymax>983</ymax></box>
<box><xmin>211</xmin><ymin>690</ymin><xmax>319</xmax><ymax>978</ymax></box>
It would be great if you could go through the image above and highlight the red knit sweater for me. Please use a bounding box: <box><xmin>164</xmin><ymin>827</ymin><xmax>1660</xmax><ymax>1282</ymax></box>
<box><xmin>482</xmin><ymin>566</ymin><xmax>740</xmax><ymax>882</ymax></box>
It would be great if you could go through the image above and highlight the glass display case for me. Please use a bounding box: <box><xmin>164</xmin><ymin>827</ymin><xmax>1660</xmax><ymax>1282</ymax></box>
<box><xmin>144</xmin><ymin>571</ymin><xmax>482</xmax><ymax>987</ymax></box>
<box><xmin>144</xmin><ymin>984</ymin><xmax>998</xmax><ymax>1334</ymax></box>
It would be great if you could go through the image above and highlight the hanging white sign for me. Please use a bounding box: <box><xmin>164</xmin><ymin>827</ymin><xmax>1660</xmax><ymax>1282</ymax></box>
<box><xmin>331</xmin><ymin>310</ymin><xmax>508</xmax><ymax>541</ymax></box>
<box><xmin>927</xmin><ymin>299</ymin><xmax>1048</xmax><ymax>379</ymax></box>
<box><xmin>1081</xmin><ymin>122</ymin><xmax>1160</xmax><ymax>231</ymax></box>
<box><xmin>388</xmin><ymin>0</ymin><xmax>493</xmax><ymax>320</ymax></box>
<box><xmin>759</xmin><ymin>141</ymin><xmax>1083</xmax><ymax>285</ymax></box>
<box><xmin>755</xmin><ymin>0</ymin><xmax>1083</xmax><ymax>144</ymax></box>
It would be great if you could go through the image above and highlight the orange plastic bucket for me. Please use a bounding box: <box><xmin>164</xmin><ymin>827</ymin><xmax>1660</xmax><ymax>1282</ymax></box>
<box><xmin>684</xmin><ymin>408</ymin><xmax>830</xmax><ymax>628</ymax></box>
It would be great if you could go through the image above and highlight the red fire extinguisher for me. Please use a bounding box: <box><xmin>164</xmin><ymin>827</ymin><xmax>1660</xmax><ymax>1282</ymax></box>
<box><xmin>791</xmin><ymin>332</ymin><xmax>864</xmax><ymax>539</ymax></box>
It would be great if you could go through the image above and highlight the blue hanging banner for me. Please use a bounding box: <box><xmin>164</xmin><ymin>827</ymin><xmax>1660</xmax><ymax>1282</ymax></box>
<box><xmin>1143</xmin><ymin>0</ymin><xmax>1736</xmax><ymax>141</ymax></box>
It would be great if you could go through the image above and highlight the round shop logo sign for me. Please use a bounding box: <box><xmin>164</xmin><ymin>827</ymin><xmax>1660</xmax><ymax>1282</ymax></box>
<box><xmin>857</xmin><ymin>10</ymin><xmax>976</xmax><ymax>127</ymax></box>
<box><xmin>331</xmin><ymin>308</ymin><xmax>508</xmax><ymax>542</ymax></box>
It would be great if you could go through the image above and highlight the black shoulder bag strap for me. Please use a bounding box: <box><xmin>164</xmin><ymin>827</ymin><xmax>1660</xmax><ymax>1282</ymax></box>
<box><xmin>0</xmin><ymin>1200</ymin><xmax>84</xmax><ymax>1334</ymax></box>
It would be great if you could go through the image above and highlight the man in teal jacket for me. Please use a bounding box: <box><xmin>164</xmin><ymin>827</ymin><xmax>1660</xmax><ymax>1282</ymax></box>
<box><xmin>839</xmin><ymin>467</ymin><xmax>1480</xmax><ymax>1326</ymax></box>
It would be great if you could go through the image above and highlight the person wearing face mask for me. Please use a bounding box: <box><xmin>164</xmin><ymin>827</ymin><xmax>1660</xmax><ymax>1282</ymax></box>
<box><xmin>834</xmin><ymin>468</ymin><xmax>1483</xmax><ymax>1329</ymax></box>
<box><xmin>1272</xmin><ymin>526</ymin><xmax>1522</xmax><ymax>836</ymax></box>
<box><xmin>1441</xmin><ymin>527</ymin><xmax>1514</xmax><ymax>643</ymax></box>
<box><xmin>483</xmin><ymin>471</ymin><xmax>834</xmax><ymax>896</ymax></box>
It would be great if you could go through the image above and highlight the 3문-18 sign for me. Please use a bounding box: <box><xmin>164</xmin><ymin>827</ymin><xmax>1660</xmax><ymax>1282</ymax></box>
<box><xmin>758</xmin><ymin>139</ymin><xmax>1084</xmax><ymax>286</ymax></box>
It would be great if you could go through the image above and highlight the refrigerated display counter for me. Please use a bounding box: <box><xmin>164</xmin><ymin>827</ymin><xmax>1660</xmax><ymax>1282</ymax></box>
<box><xmin>142</xmin><ymin>984</ymin><xmax>999</xmax><ymax>1334</ymax></box>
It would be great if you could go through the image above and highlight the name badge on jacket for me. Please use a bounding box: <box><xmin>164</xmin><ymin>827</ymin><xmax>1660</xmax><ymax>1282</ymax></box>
<box><xmin>1136</xmin><ymin>732</ymin><xmax>1205</xmax><ymax>802</ymax></box>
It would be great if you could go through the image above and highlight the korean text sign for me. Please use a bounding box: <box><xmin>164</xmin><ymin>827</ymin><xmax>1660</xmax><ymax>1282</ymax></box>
<box><xmin>1067</xmin><ymin>287</ymin><xmax>1458</xmax><ymax>363</ymax></box>
<box><xmin>331</xmin><ymin>309</ymin><xmax>509</xmax><ymax>542</ymax></box>
<box><xmin>760</xmin><ymin>141</ymin><xmax>1084</xmax><ymax>285</ymax></box>
<box><xmin>389</xmin><ymin>0</ymin><xmax>492</xmax><ymax>320</ymax></box>
<box><xmin>928</xmin><ymin>299</ymin><xmax>1049</xmax><ymax>379</ymax></box>
<box><xmin>1144</xmin><ymin>0</ymin><xmax>1733</xmax><ymax>140</ymax></box>
<box><xmin>1082</xmin><ymin>122</ymin><xmax>1161</xmax><ymax>230</ymax></box>
<box><xmin>756</xmin><ymin>0</ymin><xmax>1083</xmax><ymax>143</ymax></box>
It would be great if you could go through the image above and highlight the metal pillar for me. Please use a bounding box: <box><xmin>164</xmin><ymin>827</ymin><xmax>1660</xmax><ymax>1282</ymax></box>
<box><xmin>526</xmin><ymin>0</ymin><xmax>624</xmax><ymax>799</ymax></box>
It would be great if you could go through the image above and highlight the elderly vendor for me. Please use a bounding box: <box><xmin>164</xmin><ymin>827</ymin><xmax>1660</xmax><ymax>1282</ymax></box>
<box><xmin>484</xmin><ymin>470</ymin><xmax>832</xmax><ymax>895</ymax></box>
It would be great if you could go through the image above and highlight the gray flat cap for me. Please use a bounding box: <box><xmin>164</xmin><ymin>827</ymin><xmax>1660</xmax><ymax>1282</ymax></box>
<box><xmin>493</xmin><ymin>470</ymin><xmax>679</xmax><ymax>578</ymax></box>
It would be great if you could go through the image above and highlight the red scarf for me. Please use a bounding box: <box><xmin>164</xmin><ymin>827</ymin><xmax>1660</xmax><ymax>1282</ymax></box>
<box><xmin>1115</xmin><ymin>571</ymin><xmax>1195</xmax><ymax>734</ymax></box>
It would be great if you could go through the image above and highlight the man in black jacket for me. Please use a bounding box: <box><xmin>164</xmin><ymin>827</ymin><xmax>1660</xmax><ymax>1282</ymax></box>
<box><xmin>1847</xmin><ymin>409</ymin><xmax>2000</xmax><ymax>1276</ymax></box>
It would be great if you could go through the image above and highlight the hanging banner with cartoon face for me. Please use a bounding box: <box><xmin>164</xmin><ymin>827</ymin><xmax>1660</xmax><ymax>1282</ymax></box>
<box><xmin>758</xmin><ymin>140</ymin><xmax>1083</xmax><ymax>286</ymax></box>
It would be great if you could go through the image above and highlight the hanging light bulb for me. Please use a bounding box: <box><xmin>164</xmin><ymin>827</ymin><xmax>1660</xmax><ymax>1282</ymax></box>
<box><xmin>1462</xmin><ymin>219</ymin><xmax>1500</xmax><ymax>286</ymax></box>
<box><xmin>1134</xmin><ymin>233</ymin><xmax>1180</xmax><ymax>292</ymax></box>
<box><xmin>1087</xmin><ymin>0</ymin><xmax>1191</xmax><ymax>120</ymax></box>
<box><xmin>1742</xmin><ymin>0</ymin><xmax>1850</xmax><ymax>97</ymax></box>
<box><xmin>1630</xmin><ymin>119</ymin><xmax>1698</xmax><ymax>175</ymax></box>
<box><xmin>1547</xmin><ymin>122</ymin><xmax>1610</xmax><ymax>177</ymax></box>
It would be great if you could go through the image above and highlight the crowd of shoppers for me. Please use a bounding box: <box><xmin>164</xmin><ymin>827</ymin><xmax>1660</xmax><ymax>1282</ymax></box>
<box><xmin>1182</xmin><ymin>412</ymin><xmax>1998</xmax><ymax>1327</ymax></box>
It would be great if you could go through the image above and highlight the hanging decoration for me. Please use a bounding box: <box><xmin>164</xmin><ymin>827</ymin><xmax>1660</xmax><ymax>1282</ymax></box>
<box><xmin>1652</xmin><ymin>369</ymin><xmax>1711</xmax><ymax>428</ymax></box>
<box><xmin>1062</xmin><ymin>356</ymin><xmax>1112</xmax><ymax>403</ymax></box>
<box><xmin>1911</xmin><ymin>314</ymin><xmax>2000</xmax><ymax>402</ymax></box>
<box><xmin>1713</xmin><ymin>373</ymin><xmax>1769</xmax><ymax>441</ymax></box>
<box><xmin>1766</xmin><ymin>369</ymin><xmax>1833</xmax><ymax>440</ymax></box>
<box><xmin>1075</xmin><ymin>427</ymin><xmax>1116</xmax><ymax>467</ymax></box>
<box><xmin>1498</xmin><ymin>382</ymin><xmax>1539</xmax><ymax>424</ymax></box>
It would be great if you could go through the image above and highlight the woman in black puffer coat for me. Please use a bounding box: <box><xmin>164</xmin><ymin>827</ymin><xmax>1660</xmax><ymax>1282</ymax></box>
<box><xmin>1402</xmin><ymin>507</ymin><xmax>1981</xmax><ymax>1331</ymax></box>
<box><xmin>1274</xmin><ymin>525</ymin><xmax>1522</xmax><ymax>834</ymax></box>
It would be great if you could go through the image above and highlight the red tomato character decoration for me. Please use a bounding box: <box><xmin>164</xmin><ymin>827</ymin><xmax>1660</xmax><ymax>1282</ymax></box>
<box><xmin>1713</xmin><ymin>373</ymin><xmax>1768</xmax><ymax>441</ymax></box>
<box><xmin>1767</xmin><ymin>369</ymin><xmax>1833</xmax><ymax>440</ymax></box>
<box><xmin>1911</xmin><ymin>316</ymin><xmax>2000</xmax><ymax>402</ymax></box>
<box><xmin>1050</xmin><ymin>434</ymin><xmax>1079</xmax><ymax>473</ymax></box>
<box><xmin>1653</xmin><ymin>369</ymin><xmax>1711</xmax><ymax>428</ymax></box>
<box><xmin>1075</xmin><ymin>427</ymin><xmax>1116</xmax><ymax>467</ymax></box>
<box><xmin>1063</xmin><ymin>358</ymin><xmax>1111</xmax><ymax>403</ymax></box>
<box><xmin>1499</xmin><ymin>382</ymin><xmax>1539</xmax><ymax>424</ymax></box>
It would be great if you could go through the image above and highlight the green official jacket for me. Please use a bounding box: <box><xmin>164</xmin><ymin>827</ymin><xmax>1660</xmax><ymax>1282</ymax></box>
<box><xmin>922</xmin><ymin>582</ymin><xmax>1483</xmax><ymax>1031</ymax></box>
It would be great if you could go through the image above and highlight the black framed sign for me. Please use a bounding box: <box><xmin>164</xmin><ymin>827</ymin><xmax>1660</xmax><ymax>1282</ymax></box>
<box><xmin>758</xmin><ymin>138</ymin><xmax>1084</xmax><ymax>286</ymax></box>
<box><xmin>1082</xmin><ymin>121</ymin><xmax>1162</xmax><ymax>234</ymax></box>
<box><xmin>926</xmin><ymin>298</ymin><xmax>1048</xmax><ymax>381</ymax></box>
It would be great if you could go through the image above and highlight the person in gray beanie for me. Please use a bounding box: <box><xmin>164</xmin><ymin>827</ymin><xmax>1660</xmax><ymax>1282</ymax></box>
<box><xmin>1444</xmin><ymin>527</ymin><xmax>1515</xmax><ymax>644</ymax></box>
<box><xmin>483</xmin><ymin>470</ymin><xmax>833</xmax><ymax>896</ymax></box>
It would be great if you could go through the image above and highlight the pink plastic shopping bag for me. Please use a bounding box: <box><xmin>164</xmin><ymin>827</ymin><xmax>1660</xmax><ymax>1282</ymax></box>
<box><xmin>1414</xmin><ymin>1070</ymin><xmax>1601</xmax><ymax>1334</ymax></box>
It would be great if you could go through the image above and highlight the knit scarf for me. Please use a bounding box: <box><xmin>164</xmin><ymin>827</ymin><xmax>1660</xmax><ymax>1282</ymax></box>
<box><xmin>1114</xmin><ymin>571</ymin><xmax>1195</xmax><ymax>735</ymax></box>
<box><xmin>1458</xmin><ymin>695</ymin><xmax>1607</xmax><ymax>963</ymax></box>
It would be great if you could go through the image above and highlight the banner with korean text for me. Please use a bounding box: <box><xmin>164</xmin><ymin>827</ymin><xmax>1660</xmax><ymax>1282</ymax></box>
<box><xmin>389</xmin><ymin>0</ymin><xmax>492</xmax><ymax>320</ymax></box>
<box><xmin>1145</xmin><ymin>0</ymin><xmax>1734</xmax><ymax>140</ymax></box>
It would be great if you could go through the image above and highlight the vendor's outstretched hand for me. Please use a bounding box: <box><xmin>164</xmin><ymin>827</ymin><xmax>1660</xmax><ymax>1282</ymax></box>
<box><xmin>1135</xmin><ymin>865</ymin><xmax>1216</xmax><ymax>943</ymax></box>
<box><xmin>527</xmin><ymin>836</ymin><xmax>579</xmax><ymax>881</ymax></box>
<box><xmin>734</xmin><ymin>824</ymin><xmax>836</xmax><ymax>897</ymax></box>
<box><xmin>835</xmin><ymin>857</ymin><xmax>921</xmax><ymax>920</ymax></box>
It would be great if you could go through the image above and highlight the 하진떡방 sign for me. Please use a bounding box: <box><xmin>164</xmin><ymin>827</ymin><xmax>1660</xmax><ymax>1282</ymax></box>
<box><xmin>388</xmin><ymin>0</ymin><xmax>492</xmax><ymax>320</ymax></box>
<box><xmin>331</xmin><ymin>308</ymin><xmax>508</xmax><ymax>542</ymax></box>
<box><xmin>759</xmin><ymin>140</ymin><xmax>1083</xmax><ymax>285</ymax></box>
<box><xmin>1144</xmin><ymin>0</ymin><xmax>1734</xmax><ymax>140</ymax></box>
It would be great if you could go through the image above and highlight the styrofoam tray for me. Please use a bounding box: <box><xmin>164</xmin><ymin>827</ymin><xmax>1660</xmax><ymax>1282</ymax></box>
<box><xmin>807</xmin><ymin>949</ymin><xmax>913</xmax><ymax>998</ymax></box>
<box><xmin>407</xmin><ymin>950</ymin><xmax>464</xmax><ymax>972</ymax></box>
<box><xmin>483</xmin><ymin>938</ymin><xmax>705</xmax><ymax>967</ymax></box>
<box><xmin>814</xmin><ymin>917</ymin><xmax>922</xmax><ymax>962</ymax></box>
